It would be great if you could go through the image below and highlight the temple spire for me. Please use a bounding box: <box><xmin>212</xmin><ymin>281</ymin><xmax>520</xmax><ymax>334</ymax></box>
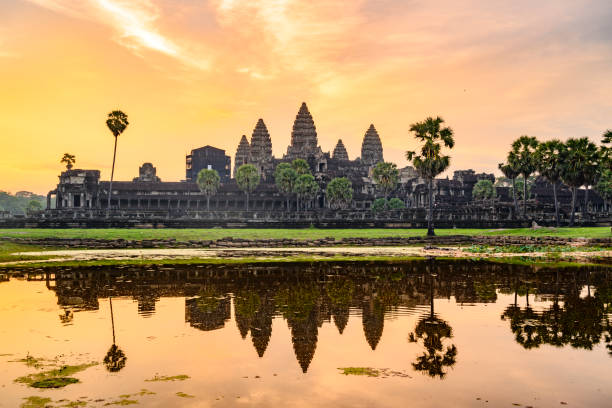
<box><xmin>285</xmin><ymin>102</ymin><xmax>320</xmax><ymax>159</ymax></box>
<box><xmin>360</xmin><ymin>124</ymin><xmax>383</xmax><ymax>166</ymax></box>
<box><xmin>332</xmin><ymin>139</ymin><xmax>349</xmax><ymax>161</ymax></box>
<box><xmin>233</xmin><ymin>135</ymin><xmax>250</xmax><ymax>177</ymax></box>
<box><xmin>249</xmin><ymin>119</ymin><xmax>273</xmax><ymax>163</ymax></box>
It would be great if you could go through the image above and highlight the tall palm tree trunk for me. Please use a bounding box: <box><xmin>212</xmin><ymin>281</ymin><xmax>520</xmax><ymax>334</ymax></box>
<box><xmin>569</xmin><ymin>186</ymin><xmax>577</xmax><ymax>226</ymax></box>
<box><xmin>427</xmin><ymin>178</ymin><xmax>435</xmax><ymax>236</ymax></box>
<box><xmin>583</xmin><ymin>186</ymin><xmax>589</xmax><ymax>218</ymax></box>
<box><xmin>522</xmin><ymin>174</ymin><xmax>527</xmax><ymax>217</ymax></box>
<box><xmin>246</xmin><ymin>192</ymin><xmax>249</xmax><ymax>211</ymax></box>
<box><xmin>511</xmin><ymin>177</ymin><xmax>519</xmax><ymax>215</ymax></box>
<box><xmin>207</xmin><ymin>196</ymin><xmax>210</xmax><ymax>211</ymax></box>
<box><xmin>107</xmin><ymin>136</ymin><xmax>118</xmax><ymax>214</ymax></box>
<box><xmin>552</xmin><ymin>182</ymin><xmax>560</xmax><ymax>227</ymax></box>
<box><xmin>109</xmin><ymin>296</ymin><xmax>116</xmax><ymax>344</ymax></box>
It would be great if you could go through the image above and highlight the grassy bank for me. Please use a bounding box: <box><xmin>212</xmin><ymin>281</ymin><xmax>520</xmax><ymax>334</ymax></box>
<box><xmin>0</xmin><ymin>242</ymin><xmax>58</xmax><ymax>263</ymax></box>
<box><xmin>0</xmin><ymin>227</ymin><xmax>610</xmax><ymax>241</ymax></box>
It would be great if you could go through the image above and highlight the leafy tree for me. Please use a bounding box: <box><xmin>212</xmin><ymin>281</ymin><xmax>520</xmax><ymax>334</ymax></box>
<box><xmin>371</xmin><ymin>198</ymin><xmax>387</xmax><ymax>213</ymax></box>
<box><xmin>596</xmin><ymin>168</ymin><xmax>612</xmax><ymax>210</ymax></box>
<box><xmin>472</xmin><ymin>179</ymin><xmax>496</xmax><ymax>200</ymax></box>
<box><xmin>196</xmin><ymin>169</ymin><xmax>220</xmax><ymax>211</ymax></box>
<box><xmin>406</xmin><ymin>116</ymin><xmax>455</xmax><ymax>236</ymax></box>
<box><xmin>236</xmin><ymin>164</ymin><xmax>260</xmax><ymax>211</ymax></box>
<box><xmin>326</xmin><ymin>177</ymin><xmax>353</xmax><ymax>209</ymax></box>
<box><xmin>291</xmin><ymin>159</ymin><xmax>311</xmax><ymax>175</ymax></box>
<box><xmin>508</xmin><ymin>136</ymin><xmax>539</xmax><ymax>216</ymax></box>
<box><xmin>561</xmin><ymin>138</ymin><xmax>598</xmax><ymax>226</ymax></box>
<box><xmin>0</xmin><ymin>191</ymin><xmax>46</xmax><ymax>215</ymax></box>
<box><xmin>498</xmin><ymin>161</ymin><xmax>520</xmax><ymax>214</ymax></box>
<box><xmin>105</xmin><ymin>110</ymin><xmax>129</xmax><ymax>211</ymax></box>
<box><xmin>372</xmin><ymin>162</ymin><xmax>399</xmax><ymax>200</ymax></box>
<box><xmin>275</xmin><ymin>164</ymin><xmax>298</xmax><ymax>210</ymax></box>
<box><xmin>534</xmin><ymin>140</ymin><xmax>565</xmax><ymax>227</ymax></box>
<box><xmin>27</xmin><ymin>200</ymin><xmax>43</xmax><ymax>212</ymax></box>
<box><xmin>60</xmin><ymin>153</ymin><xmax>76</xmax><ymax>170</ymax></box>
<box><xmin>388</xmin><ymin>197</ymin><xmax>405</xmax><ymax>209</ymax></box>
<box><xmin>293</xmin><ymin>174</ymin><xmax>319</xmax><ymax>210</ymax></box>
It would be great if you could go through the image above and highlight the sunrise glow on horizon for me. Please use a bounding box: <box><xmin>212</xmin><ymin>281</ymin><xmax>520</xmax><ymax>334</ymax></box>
<box><xmin>1</xmin><ymin>0</ymin><xmax>611</xmax><ymax>194</ymax></box>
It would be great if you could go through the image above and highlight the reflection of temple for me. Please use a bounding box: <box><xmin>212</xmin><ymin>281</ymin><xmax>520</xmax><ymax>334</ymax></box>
<box><xmin>36</xmin><ymin>261</ymin><xmax>612</xmax><ymax>372</ymax></box>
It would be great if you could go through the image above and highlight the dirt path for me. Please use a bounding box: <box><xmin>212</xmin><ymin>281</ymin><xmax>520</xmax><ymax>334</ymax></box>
<box><xmin>2</xmin><ymin>246</ymin><xmax>611</xmax><ymax>266</ymax></box>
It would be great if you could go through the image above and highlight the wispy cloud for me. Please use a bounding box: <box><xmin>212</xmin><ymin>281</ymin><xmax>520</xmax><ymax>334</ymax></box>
<box><xmin>24</xmin><ymin>0</ymin><xmax>209</xmax><ymax>69</ymax></box>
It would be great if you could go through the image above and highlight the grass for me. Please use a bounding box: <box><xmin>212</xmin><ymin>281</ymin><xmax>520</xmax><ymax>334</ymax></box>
<box><xmin>0</xmin><ymin>226</ymin><xmax>610</xmax><ymax>241</ymax></box>
<box><xmin>0</xmin><ymin>242</ymin><xmax>58</xmax><ymax>263</ymax></box>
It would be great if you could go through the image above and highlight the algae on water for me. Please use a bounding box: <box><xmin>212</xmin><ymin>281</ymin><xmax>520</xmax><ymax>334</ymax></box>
<box><xmin>145</xmin><ymin>374</ymin><xmax>190</xmax><ymax>382</ymax></box>
<box><xmin>15</xmin><ymin>362</ymin><xmax>98</xmax><ymax>389</ymax></box>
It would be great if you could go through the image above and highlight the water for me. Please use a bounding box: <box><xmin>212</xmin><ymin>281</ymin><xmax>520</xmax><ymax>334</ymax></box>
<box><xmin>1</xmin><ymin>260</ymin><xmax>611</xmax><ymax>407</ymax></box>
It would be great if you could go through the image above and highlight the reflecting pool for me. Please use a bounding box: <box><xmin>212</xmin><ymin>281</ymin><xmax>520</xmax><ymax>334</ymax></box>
<box><xmin>1</xmin><ymin>260</ymin><xmax>611</xmax><ymax>407</ymax></box>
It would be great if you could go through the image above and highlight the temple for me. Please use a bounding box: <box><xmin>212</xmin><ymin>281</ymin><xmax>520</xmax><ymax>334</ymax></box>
<box><xmin>35</xmin><ymin>102</ymin><xmax>607</xmax><ymax>227</ymax></box>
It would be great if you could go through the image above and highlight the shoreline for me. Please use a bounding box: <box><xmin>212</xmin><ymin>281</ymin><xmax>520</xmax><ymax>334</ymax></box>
<box><xmin>2</xmin><ymin>245</ymin><xmax>611</xmax><ymax>269</ymax></box>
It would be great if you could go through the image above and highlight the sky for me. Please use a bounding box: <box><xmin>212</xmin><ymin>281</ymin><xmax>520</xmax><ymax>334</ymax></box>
<box><xmin>1</xmin><ymin>0</ymin><xmax>611</xmax><ymax>195</ymax></box>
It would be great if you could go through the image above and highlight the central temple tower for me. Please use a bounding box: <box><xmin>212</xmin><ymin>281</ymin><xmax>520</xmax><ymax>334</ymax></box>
<box><xmin>285</xmin><ymin>102</ymin><xmax>322</xmax><ymax>160</ymax></box>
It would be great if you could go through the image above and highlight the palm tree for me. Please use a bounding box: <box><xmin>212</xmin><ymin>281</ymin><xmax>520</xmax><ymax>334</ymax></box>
<box><xmin>60</xmin><ymin>153</ymin><xmax>76</xmax><ymax>170</ymax></box>
<box><xmin>104</xmin><ymin>297</ymin><xmax>127</xmax><ymax>372</ymax></box>
<box><xmin>275</xmin><ymin>163</ymin><xmax>297</xmax><ymax>210</ymax></box>
<box><xmin>105</xmin><ymin>110</ymin><xmax>129</xmax><ymax>213</ymax></box>
<box><xmin>408</xmin><ymin>273</ymin><xmax>457</xmax><ymax>379</ymax></box>
<box><xmin>498</xmin><ymin>161</ymin><xmax>520</xmax><ymax>215</ymax></box>
<box><xmin>293</xmin><ymin>174</ymin><xmax>319</xmax><ymax>210</ymax></box>
<box><xmin>291</xmin><ymin>159</ymin><xmax>310</xmax><ymax>175</ymax></box>
<box><xmin>406</xmin><ymin>116</ymin><xmax>455</xmax><ymax>236</ymax></box>
<box><xmin>372</xmin><ymin>162</ymin><xmax>399</xmax><ymax>203</ymax></box>
<box><xmin>580</xmin><ymin>143</ymin><xmax>600</xmax><ymax>217</ymax></box>
<box><xmin>326</xmin><ymin>177</ymin><xmax>353</xmax><ymax>209</ymax></box>
<box><xmin>534</xmin><ymin>140</ymin><xmax>565</xmax><ymax>227</ymax></box>
<box><xmin>196</xmin><ymin>169</ymin><xmax>220</xmax><ymax>211</ymax></box>
<box><xmin>508</xmin><ymin>136</ymin><xmax>539</xmax><ymax>217</ymax></box>
<box><xmin>561</xmin><ymin>138</ymin><xmax>598</xmax><ymax>226</ymax></box>
<box><xmin>236</xmin><ymin>164</ymin><xmax>260</xmax><ymax>211</ymax></box>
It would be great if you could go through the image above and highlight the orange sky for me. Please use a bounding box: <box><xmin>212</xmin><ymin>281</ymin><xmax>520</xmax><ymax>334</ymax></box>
<box><xmin>1</xmin><ymin>0</ymin><xmax>611</xmax><ymax>194</ymax></box>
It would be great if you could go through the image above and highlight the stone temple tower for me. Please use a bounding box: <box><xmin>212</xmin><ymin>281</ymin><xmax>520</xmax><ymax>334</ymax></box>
<box><xmin>360</xmin><ymin>124</ymin><xmax>384</xmax><ymax>166</ymax></box>
<box><xmin>332</xmin><ymin>139</ymin><xmax>349</xmax><ymax>161</ymax></box>
<box><xmin>233</xmin><ymin>135</ymin><xmax>250</xmax><ymax>178</ymax></box>
<box><xmin>285</xmin><ymin>102</ymin><xmax>322</xmax><ymax>160</ymax></box>
<box><xmin>249</xmin><ymin>118</ymin><xmax>274</xmax><ymax>179</ymax></box>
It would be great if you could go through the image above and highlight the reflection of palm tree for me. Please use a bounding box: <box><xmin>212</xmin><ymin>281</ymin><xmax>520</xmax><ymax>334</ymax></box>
<box><xmin>104</xmin><ymin>297</ymin><xmax>127</xmax><ymax>372</ymax></box>
<box><xmin>502</xmin><ymin>274</ymin><xmax>610</xmax><ymax>353</ymax></box>
<box><xmin>408</xmin><ymin>273</ymin><xmax>457</xmax><ymax>379</ymax></box>
<box><xmin>104</xmin><ymin>343</ymin><xmax>127</xmax><ymax>372</ymax></box>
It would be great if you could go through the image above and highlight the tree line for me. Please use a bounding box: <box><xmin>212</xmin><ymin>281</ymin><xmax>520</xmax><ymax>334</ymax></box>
<box><xmin>496</xmin><ymin>132</ymin><xmax>612</xmax><ymax>227</ymax></box>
